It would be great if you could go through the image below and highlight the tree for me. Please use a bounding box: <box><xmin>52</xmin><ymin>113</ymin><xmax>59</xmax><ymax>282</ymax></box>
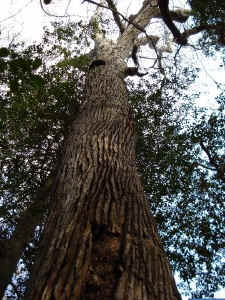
<box><xmin>0</xmin><ymin>22</ymin><xmax>86</xmax><ymax>298</ymax></box>
<box><xmin>0</xmin><ymin>1</ymin><xmax>224</xmax><ymax>293</ymax></box>
<box><xmin>0</xmin><ymin>24</ymin><xmax>196</xmax><ymax>297</ymax></box>
<box><xmin>25</xmin><ymin>1</ymin><xmax>192</xmax><ymax>299</ymax></box>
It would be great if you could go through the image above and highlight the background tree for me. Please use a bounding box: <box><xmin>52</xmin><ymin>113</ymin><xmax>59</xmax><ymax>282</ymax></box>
<box><xmin>0</xmin><ymin>21</ymin><xmax>87</xmax><ymax>298</ymax></box>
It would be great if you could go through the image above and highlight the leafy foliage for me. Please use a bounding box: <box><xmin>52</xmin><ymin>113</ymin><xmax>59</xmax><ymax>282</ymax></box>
<box><xmin>189</xmin><ymin>0</ymin><xmax>225</xmax><ymax>53</ymax></box>
<box><xmin>132</xmin><ymin>76</ymin><xmax>225</xmax><ymax>297</ymax></box>
<box><xmin>190</xmin><ymin>0</ymin><xmax>225</xmax><ymax>21</ymax></box>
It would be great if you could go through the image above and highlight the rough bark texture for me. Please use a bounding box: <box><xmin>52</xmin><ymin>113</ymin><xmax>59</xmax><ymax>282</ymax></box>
<box><xmin>26</xmin><ymin>61</ymin><xmax>181</xmax><ymax>300</ymax></box>
<box><xmin>0</xmin><ymin>180</ymin><xmax>52</xmax><ymax>299</ymax></box>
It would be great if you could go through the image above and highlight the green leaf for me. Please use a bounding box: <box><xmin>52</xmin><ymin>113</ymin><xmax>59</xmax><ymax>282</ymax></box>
<box><xmin>57</xmin><ymin>55</ymin><xmax>90</xmax><ymax>68</ymax></box>
<box><xmin>0</xmin><ymin>47</ymin><xmax>10</xmax><ymax>57</ymax></box>
<box><xmin>0</xmin><ymin>59</ymin><xmax>7</xmax><ymax>72</ymax></box>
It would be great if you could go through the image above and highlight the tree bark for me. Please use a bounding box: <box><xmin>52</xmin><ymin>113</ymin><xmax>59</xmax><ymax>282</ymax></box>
<box><xmin>0</xmin><ymin>179</ymin><xmax>53</xmax><ymax>299</ymax></box>
<box><xmin>26</xmin><ymin>61</ymin><xmax>181</xmax><ymax>300</ymax></box>
<box><xmin>0</xmin><ymin>139</ymin><xmax>65</xmax><ymax>298</ymax></box>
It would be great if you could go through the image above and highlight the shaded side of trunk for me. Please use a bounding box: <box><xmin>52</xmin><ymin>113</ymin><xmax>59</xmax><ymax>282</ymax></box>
<box><xmin>26</xmin><ymin>62</ymin><xmax>181</xmax><ymax>300</ymax></box>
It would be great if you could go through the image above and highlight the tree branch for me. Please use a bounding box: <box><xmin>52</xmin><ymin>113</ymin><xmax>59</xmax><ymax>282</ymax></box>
<box><xmin>199</xmin><ymin>141</ymin><xmax>225</xmax><ymax>183</ymax></box>
<box><xmin>184</xmin><ymin>22</ymin><xmax>225</xmax><ymax>41</ymax></box>
<box><xmin>84</xmin><ymin>0</ymin><xmax>147</xmax><ymax>34</ymax></box>
<box><xmin>200</xmin><ymin>141</ymin><xmax>216</xmax><ymax>167</ymax></box>
<box><xmin>155</xmin><ymin>8</ymin><xmax>190</xmax><ymax>23</ymax></box>
<box><xmin>105</xmin><ymin>0</ymin><xmax>125</xmax><ymax>34</ymax></box>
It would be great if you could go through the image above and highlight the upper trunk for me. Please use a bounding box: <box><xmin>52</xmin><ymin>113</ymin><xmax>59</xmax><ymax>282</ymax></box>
<box><xmin>26</xmin><ymin>61</ymin><xmax>181</xmax><ymax>300</ymax></box>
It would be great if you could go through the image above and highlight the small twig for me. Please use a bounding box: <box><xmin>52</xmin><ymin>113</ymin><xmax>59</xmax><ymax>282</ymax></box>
<box><xmin>40</xmin><ymin>0</ymin><xmax>76</xmax><ymax>18</ymax></box>
<box><xmin>105</xmin><ymin>0</ymin><xmax>125</xmax><ymax>34</ymax></box>
<box><xmin>84</xmin><ymin>0</ymin><xmax>146</xmax><ymax>33</ymax></box>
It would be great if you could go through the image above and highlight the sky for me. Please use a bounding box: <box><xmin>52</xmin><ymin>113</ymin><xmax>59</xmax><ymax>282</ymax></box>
<box><xmin>1</xmin><ymin>0</ymin><xmax>225</xmax><ymax>299</ymax></box>
<box><xmin>1</xmin><ymin>0</ymin><xmax>223</xmax><ymax>110</ymax></box>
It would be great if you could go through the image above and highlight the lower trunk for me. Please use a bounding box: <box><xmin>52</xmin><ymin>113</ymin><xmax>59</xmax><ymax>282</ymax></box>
<box><xmin>0</xmin><ymin>181</ymin><xmax>52</xmax><ymax>298</ymax></box>
<box><xmin>26</xmin><ymin>63</ymin><xmax>181</xmax><ymax>300</ymax></box>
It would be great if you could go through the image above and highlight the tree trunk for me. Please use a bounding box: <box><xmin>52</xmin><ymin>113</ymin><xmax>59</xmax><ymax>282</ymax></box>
<box><xmin>26</xmin><ymin>62</ymin><xmax>181</xmax><ymax>300</ymax></box>
<box><xmin>0</xmin><ymin>179</ymin><xmax>53</xmax><ymax>299</ymax></box>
